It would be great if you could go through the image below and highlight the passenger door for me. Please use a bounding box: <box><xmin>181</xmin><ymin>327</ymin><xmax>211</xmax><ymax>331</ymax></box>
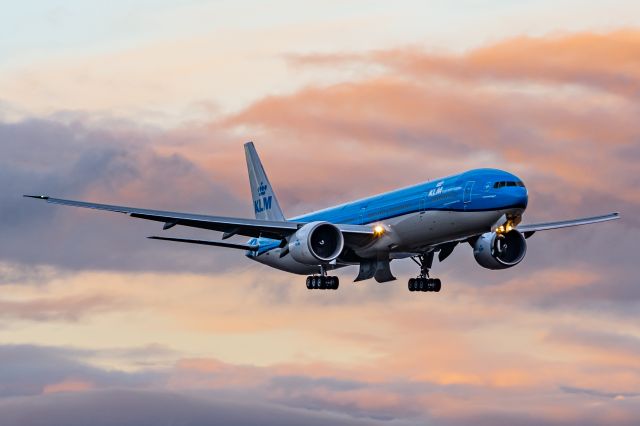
<box><xmin>359</xmin><ymin>206</ymin><xmax>367</xmax><ymax>225</ymax></box>
<box><xmin>463</xmin><ymin>181</ymin><xmax>474</xmax><ymax>204</ymax></box>
<box><xmin>419</xmin><ymin>193</ymin><xmax>427</xmax><ymax>221</ymax></box>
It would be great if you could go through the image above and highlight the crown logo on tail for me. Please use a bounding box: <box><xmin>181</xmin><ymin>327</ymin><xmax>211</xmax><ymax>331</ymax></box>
<box><xmin>258</xmin><ymin>182</ymin><xmax>268</xmax><ymax>196</ymax></box>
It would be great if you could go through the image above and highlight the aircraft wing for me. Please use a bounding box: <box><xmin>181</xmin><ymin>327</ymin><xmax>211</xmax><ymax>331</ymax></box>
<box><xmin>516</xmin><ymin>212</ymin><xmax>620</xmax><ymax>237</ymax></box>
<box><xmin>23</xmin><ymin>195</ymin><xmax>375</xmax><ymax>242</ymax></box>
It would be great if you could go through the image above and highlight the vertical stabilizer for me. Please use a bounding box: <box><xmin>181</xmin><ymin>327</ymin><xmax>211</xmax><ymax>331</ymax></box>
<box><xmin>244</xmin><ymin>142</ymin><xmax>286</xmax><ymax>221</ymax></box>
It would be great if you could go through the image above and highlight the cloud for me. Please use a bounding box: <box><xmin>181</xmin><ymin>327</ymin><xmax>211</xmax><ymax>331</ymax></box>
<box><xmin>0</xmin><ymin>294</ymin><xmax>123</xmax><ymax>322</ymax></box>
<box><xmin>0</xmin><ymin>345</ymin><xmax>163</xmax><ymax>398</ymax></box>
<box><xmin>0</xmin><ymin>344</ymin><xmax>415</xmax><ymax>424</ymax></box>
<box><xmin>0</xmin><ymin>117</ymin><xmax>249</xmax><ymax>274</ymax></box>
<box><xmin>42</xmin><ymin>379</ymin><xmax>94</xmax><ymax>394</ymax></box>
<box><xmin>289</xmin><ymin>30</ymin><xmax>640</xmax><ymax>99</ymax></box>
<box><xmin>259</xmin><ymin>32</ymin><xmax>640</xmax><ymax>209</ymax></box>
<box><xmin>560</xmin><ymin>385</ymin><xmax>640</xmax><ymax>400</ymax></box>
<box><xmin>544</xmin><ymin>327</ymin><xmax>640</xmax><ymax>363</ymax></box>
<box><xmin>2</xmin><ymin>343</ymin><xmax>640</xmax><ymax>426</ymax></box>
<box><xmin>0</xmin><ymin>389</ymin><xmax>399</xmax><ymax>426</ymax></box>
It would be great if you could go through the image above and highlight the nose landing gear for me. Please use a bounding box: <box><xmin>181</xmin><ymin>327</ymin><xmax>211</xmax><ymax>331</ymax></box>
<box><xmin>409</xmin><ymin>252</ymin><xmax>442</xmax><ymax>293</ymax></box>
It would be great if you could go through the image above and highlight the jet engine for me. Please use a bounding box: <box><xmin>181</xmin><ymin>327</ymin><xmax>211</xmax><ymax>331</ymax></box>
<box><xmin>289</xmin><ymin>221</ymin><xmax>344</xmax><ymax>265</ymax></box>
<box><xmin>473</xmin><ymin>229</ymin><xmax>527</xmax><ymax>270</ymax></box>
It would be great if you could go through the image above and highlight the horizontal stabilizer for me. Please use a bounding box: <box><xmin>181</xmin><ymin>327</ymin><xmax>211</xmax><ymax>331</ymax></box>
<box><xmin>148</xmin><ymin>236</ymin><xmax>258</xmax><ymax>251</ymax></box>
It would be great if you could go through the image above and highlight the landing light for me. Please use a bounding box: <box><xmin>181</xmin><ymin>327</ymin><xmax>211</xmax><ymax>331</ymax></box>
<box><xmin>373</xmin><ymin>225</ymin><xmax>385</xmax><ymax>236</ymax></box>
<box><xmin>496</xmin><ymin>223</ymin><xmax>514</xmax><ymax>234</ymax></box>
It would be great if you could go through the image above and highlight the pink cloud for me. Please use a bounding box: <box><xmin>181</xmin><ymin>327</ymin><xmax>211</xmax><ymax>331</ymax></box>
<box><xmin>42</xmin><ymin>379</ymin><xmax>94</xmax><ymax>394</ymax></box>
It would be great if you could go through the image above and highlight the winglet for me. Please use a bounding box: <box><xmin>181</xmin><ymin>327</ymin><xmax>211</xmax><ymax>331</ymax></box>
<box><xmin>23</xmin><ymin>195</ymin><xmax>49</xmax><ymax>200</ymax></box>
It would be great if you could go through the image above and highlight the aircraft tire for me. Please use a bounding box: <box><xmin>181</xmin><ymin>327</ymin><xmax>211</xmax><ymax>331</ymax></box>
<box><xmin>332</xmin><ymin>276</ymin><xmax>339</xmax><ymax>290</ymax></box>
<box><xmin>408</xmin><ymin>278</ymin><xmax>416</xmax><ymax>291</ymax></box>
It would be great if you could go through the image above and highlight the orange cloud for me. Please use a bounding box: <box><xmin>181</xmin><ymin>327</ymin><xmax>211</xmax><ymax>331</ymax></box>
<box><xmin>291</xmin><ymin>30</ymin><xmax>640</xmax><ymax>98</ymax></box>
<box><xmin>216</xmin><ymin>31</ymin><xmax>640</xmax><ymax>211</ymax></box>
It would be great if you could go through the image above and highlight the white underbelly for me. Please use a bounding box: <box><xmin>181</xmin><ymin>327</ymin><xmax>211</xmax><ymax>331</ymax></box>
<box><xmin>355</xmin><ymin>209</ymin><xmax>508</xmax><ymax>256</ymax></box>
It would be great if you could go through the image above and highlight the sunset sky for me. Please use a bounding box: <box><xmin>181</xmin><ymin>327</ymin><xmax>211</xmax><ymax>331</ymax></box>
<box><xmin>1</xmin><ymin>1</ymin><xmax>639</xmax><ymax>425</ymax></box>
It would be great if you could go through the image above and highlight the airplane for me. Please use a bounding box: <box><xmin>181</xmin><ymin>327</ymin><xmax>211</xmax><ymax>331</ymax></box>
<box><xmin>25</xmin><ymin>142</ymin><xmax>619</xmax><ymax>293</ymax></box>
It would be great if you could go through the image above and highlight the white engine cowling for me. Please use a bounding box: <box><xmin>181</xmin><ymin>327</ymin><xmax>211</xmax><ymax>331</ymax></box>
<box><xmin>473</xmin><ymin>229</ymin><xmax>527</xmax><ymax>270</ymax></box>
<box><xmin>289</xmin><ymin>221</ymin><xmax>345</xmax><ymax>265</ymax></box>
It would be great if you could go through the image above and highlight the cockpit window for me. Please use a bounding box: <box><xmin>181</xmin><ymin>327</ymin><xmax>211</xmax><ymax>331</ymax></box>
<box><xmin>493</xmin><ymin>180</ymin><xmax>525</xmax><ymax>188</ymax></box>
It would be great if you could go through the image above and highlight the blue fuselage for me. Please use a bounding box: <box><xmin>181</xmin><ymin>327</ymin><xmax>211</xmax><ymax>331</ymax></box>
<box><xmin>248</xmin><ymin>168</ymin><xmax>528</xmax><ymax>258</ymax></box>
<box><xmin>293</xmin><ymin>168</ymin><xmax>527</xmax><ymax>224</ymax></box>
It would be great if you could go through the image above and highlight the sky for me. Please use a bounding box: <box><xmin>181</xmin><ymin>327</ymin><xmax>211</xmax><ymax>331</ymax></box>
<box><xmin>1</xmin><ymin>1</ymin><xmax>639</xmax><ymax>425</ymax></box>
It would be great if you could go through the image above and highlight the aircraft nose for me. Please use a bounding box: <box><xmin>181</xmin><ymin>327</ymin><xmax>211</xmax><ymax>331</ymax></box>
<box><xmin>513</xmin><ymin>187</ymin><xmax>528</xmax><ymax>209</ymax></box>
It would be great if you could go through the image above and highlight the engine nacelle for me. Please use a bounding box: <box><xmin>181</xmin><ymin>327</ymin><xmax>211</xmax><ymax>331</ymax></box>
<box><xmin>289</xmin><ymin>221</ymin><xmax>344</xmax><ymax>265</ymax></box>
<box><xmin>473</xmin><ymin>230</ymin><xmax>527</xmax><ymax>270</ymax></box>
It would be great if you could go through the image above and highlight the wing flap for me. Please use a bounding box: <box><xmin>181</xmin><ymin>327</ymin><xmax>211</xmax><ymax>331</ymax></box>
<box><xmin>148</xmin><ymin>236</ymin><xmax>258</xmax><ymax>250</ymax></box>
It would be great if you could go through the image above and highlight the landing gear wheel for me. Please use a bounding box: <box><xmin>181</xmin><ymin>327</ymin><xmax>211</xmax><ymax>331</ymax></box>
<box><xmin>306</xmin><ymin>275</ymin><xmax>340</xmax><ymax>290</ymax></box>
<box><xmin>331</xmin><ymin>276</ymin><xmax>339</xmax><ymax>290</ymax></box>
<box><xmin>407</xmin><ymin>277</ymin><xmax>443</xmax><ymax>293</ymax></box>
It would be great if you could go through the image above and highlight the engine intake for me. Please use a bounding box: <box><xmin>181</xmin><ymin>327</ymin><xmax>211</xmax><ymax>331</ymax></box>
<box><xmin>473</xmin><ymin>230</ymin><xmax>527</xmax><ymax>270</ymax></box>
<box><xmin>289</xmin><ymin>221</ymin><xmax>344</xmax><ymax>265</ymax></box>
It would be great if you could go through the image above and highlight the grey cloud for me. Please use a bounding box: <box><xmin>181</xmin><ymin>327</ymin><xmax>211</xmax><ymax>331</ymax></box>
<box><xmin>0</xmin><ymin>345</ymin><xmax>164</xmax><ymax>398</ymax></box>
<box><xmin>544</xmin><ymin>327</ymin><xmax>640</xmax><ymax>358</ymax></box>
<box><xmin>0</xmin><ymin>344</ymin><xmax>407</xmax><ymax>425</ymax></box>
<box><xmin>437</xmin><ymin>408</ymin><xmax>640</xmax><ymax>426</ymax></box>
<box><xmin>560</xmin><ymin>385</ymin><xmax>640</xmax><ymax>399</ymax></box>
<box><xmin>0</xmin><ymin>117</ymin><xmax>250</xmax><ymax>275</ymax></box>
<box><xmin>269</xmin><ymin>375</ymin><xmax>367</xmax><ymax>392</ymax></box>
<box><xmin>0</xmin><ymin>389</ymin><xmax>398</xmax><ymax>426</ymax></box>
<box><xmin>1</xmin><ymin>344</ymin><xmax>640</xmax><ymax>426</ymax></box>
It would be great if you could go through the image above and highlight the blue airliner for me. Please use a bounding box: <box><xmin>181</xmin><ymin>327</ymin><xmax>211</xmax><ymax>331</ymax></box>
<box><xmin>25</xmin><ymin>142</ymin><xmax>619</xmax><ymax>292</ymax></box>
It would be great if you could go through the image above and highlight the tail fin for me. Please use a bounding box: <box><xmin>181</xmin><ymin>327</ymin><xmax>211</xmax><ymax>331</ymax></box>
<box><xmin>244</xmin><ymin>142</ymin><xmax>286</xmax><ymax>221</ymax></box>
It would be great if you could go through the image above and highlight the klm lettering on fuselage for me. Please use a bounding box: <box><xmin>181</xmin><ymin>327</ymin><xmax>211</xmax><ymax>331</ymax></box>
<box><xmin>428</xmin><ymin>180</ymin><xmax>462</xmax><ymax>197</ymax></box>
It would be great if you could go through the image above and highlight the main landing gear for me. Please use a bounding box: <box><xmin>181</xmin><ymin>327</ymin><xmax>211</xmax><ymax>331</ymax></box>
<box><xmin>306</xmin><ymin>265</ymin><xmax>339</xmax><ymax>290</ymax></box>
<box><xmin>409</xmin><ymin>252</ymin><xmax>442</xmax><ymax>293</ymax></box>
<box><xmin>306</xmin><ymin>275</ymin><xmax>339</xmax><ymax>290</ymax></box>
